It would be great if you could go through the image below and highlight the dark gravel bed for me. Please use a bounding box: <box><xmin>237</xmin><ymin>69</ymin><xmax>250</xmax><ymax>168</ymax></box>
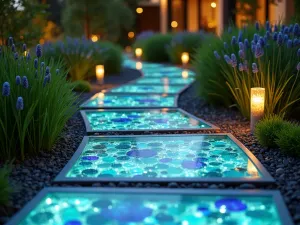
<box><xmin>1</xmin><ymin>71</ymin><xmax>300</xmax><ymax>224</ymax></box>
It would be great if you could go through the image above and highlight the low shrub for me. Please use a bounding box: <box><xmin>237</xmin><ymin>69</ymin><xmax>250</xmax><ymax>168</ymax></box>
<box><xmin>0</xmin><ymin>165</ymin><xmax>12</xmax><ymax>205</ymax></box>
<box><xmin>72</xmin><ymin>80</ymin><xmax>92</xmax><ymax>92</ymax></box>
<box><xmin>255</xmin><ymin>115</ymin><xmax>292</xmax><ymax>148</ymax></box>
<box><xmin>0</xmin><ymin>39</ymin><xmax>77</xmax><ymax>160</ymax></box>
<box><xmin>43</xmin><ymin>37</ymin><xmax>123</xmax><ymax>81</ymax></box>
<box><xmin>166</xmin><ymin>31</ymin><xmax>208</xmax><ymax>64</ymax></box>
<box><xmin>276</xmin><ymin>124</ymin><xmax>300</xmax><ymax>157</ymax></box>
<box><xmin>133</xmin><ymin>33</ymin><xmax>173</xmax><ymax>62</ymax></box>
<box><xmin>195</xmin><ymin>22</ymin><xmax>300</xmax><ymax>118</ymax></box>
<box><xmin>132</xmin><ymin>31</ymin><xmax>155</xmax><ymax>54</ymax></box>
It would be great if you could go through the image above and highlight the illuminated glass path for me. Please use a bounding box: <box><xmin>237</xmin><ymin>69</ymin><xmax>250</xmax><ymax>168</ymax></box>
<box><xmin>6</xmin><ymin>56</ymin><xmax>292</xmax><ymax>225</ymax></box>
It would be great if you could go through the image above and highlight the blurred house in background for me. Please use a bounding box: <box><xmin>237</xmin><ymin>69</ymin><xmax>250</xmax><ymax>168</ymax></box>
<box><xmin>135</xmin><ymin>0</ymin><xmax>296</xmax><ymax>35</ymax></box>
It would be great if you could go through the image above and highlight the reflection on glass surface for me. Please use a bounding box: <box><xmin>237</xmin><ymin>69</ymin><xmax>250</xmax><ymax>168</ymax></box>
<box><xmin>136</xmin><ymin>62</ymin><xmax>142</xmax><ymax>70</ymax></box>
<box><xmin>64</xmin><ymin>135</ymin><xmax>263</xmax><ymax>179</ymax></box>
<box><xmin>17</xmin><ymin>190</ymin><xmax>283</xmax><ymax>225</ymax></box>
<box><xmin>84</xmin><ymin>110</ymin><xmax>211</xmax><ymax>131</ymax></box>
<box><xmin>109</xmin><ymin>84</ymin><xmax>184</xmax><ymax>94</ymax></box>
<box><xmin>247</xmin><ymin>159</ymin><xmax>259</xmax><ymax>177</ymax></box>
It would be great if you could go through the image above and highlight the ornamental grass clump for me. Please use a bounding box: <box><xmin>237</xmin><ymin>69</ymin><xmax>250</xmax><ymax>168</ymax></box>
<box><xmin>212</xmin><ymin>22</ymin><xmax>300</xmax><ymax>118</ymax></box>
<box><xmin>0</xmin><ymin>38</ymin><xmax>77</xmax><ymax>160</ymax></box>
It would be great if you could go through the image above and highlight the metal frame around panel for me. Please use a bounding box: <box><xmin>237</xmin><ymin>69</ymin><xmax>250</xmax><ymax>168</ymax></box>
<box><xmin>80</xmin><ymin>108</ymin><xmax>220</xmax><ymax>134</ymax></box>
<box><xmin>5</xmin><ymin>187</ymin><xmax>293</xmax><ymax>225</ymax></box>
<box><xmin>80</xmin><ymin>93</ymin><xmax>179</xmax><ymax>109</ymax></box>
<box><xmin>54</xmin><ymin>133</ymin><xmax>274</xmax><ymax>185</ymax></box>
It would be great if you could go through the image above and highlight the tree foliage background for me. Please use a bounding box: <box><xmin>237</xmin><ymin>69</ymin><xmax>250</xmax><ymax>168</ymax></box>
<box><xmin>61</xmin><ymin>0</ymin><xmax>140</xmax><ymax>43</ymax></box>
<box><xmin>0</xmin><ymin>0</ymin><xmax>48</xmax><ymax>46</ymax></box>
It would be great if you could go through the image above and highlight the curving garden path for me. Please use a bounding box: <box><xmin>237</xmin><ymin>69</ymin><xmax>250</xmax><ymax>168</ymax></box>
<box><xmin>5</xmin><ymin>56</ymin><xmax>294</xmax><ymax>225</ymax></box>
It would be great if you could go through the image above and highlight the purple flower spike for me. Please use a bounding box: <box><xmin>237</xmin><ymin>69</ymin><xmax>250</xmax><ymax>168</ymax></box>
<box><xmin>274</xmin><ymin>24</ymin><xmax>278</xmax><ymax>32</ymax></box>
<box><xmin>16</xmin><ymin>76</ymin><xmax>21</xmax><ymax>85</ymax></box>
<box><xmin>26</xmin><ymin>52</ymin><xmax>31</xmax><ymax>61</ymax></box>
<box><xmin>293</xmin><ymin>23</ymin><xmax>299</xmax><ymax>35</ymax></box>
<box><xmin>231</xmin><ymin>54</ymin><xmax>237</xmax><ymax>67</ymax></box>
<box><xmin>231</xmin><ymin>36</ymin><xmax>237</xmax><ymax>45</ymax></box>
<box><xmin>8</xmin><ymin>37</ymin><xmax>13</xmax><ymax>46</ymax></box>
<box><xmin>224</xmin><ymin>55</ymin><xmax>231</xmax><ymax>64</ymax></box>
<box><xmin>22</xmin><ymin>44</ymin><xmax>26</xmax><ymax>52</ymax></box>
<box><xmin>2</xmin><ymin>82</ymin><xmax>10</xmax><ymax>96</ymax></box>
<box><xmin>224</xmin><ymin>42</ymin><xmax>228</xmax><ymax>49</ymax></box>
<box><xmin>284</xmin><ymin>34</ymin><xmax>289</xmax><ymax>43</ymax></box>
<box><xmin>244</xmin><ymin>39</ymin><xmax>249</xmax><ymax>48</ymax></box>
<box><xmin>43</xmin><ymin>76</ymin><xmax>48</xmax><ymax>87</ymax></box>
<box><xmin>16</xmin><ymin>97</ymin><xmax>24</xmax><ymax>110</ymax></box>
<box><xmin>41</xmin><ymin>62</ymin><xmax>45</xmax><ymax>69</ymax></box>
<box><xmin>239</xmin><ymin>63</ymin><xmax>244</xmax><ymax>72</ymax></box>
<box><xmin>273</xmin><ymin>32</ymin><xmax>278</xmax><ymax>41</ymax></box>
<box><xmin>239</xmin><ymin>42</ymin><xmax>244</xmax><ymax>50</ymax></box>
<box><xmin>255</xmin><ymin>43</ymin><xmax>264</xmax><ymax>58</ymax></box>
<box><xmin>47</xmin><ymin>73</ymin><xmax>51</xmax><ymax>83</ymax></box>
<box><xmin>238</xmin><ymin>31</ymin><xmax>243</xmax><ymax>42</ymax></box>
<box><xmin>266</xmin><ymin>31</ymin><xmax>271</xmax><ymax>39</ymax></box>
<box><xmin>34</xmin><ymin>58</ymin><xmax>38</xmax><ymax>69</ymax></box>
<box><xmin>293</xmin><ymin>38</ymin><xmax>299</xmax><ymax>47</ymax></box>
<box><xmin>265</xmin><ymin>21</ymin><xmax>270</xmax><ymax>30</ymax></box>
<box><xmin>284</xmin><ymin>27</ymin><xmax>289</xmax><ymax>34</ymax></box>
<box><xmin>214</xmin><ymin>51</ymin><xmax>221</xmax><ymax>60</ymax></box>
<box><xmin>238</xmin><ymin>50</ymin><xmax>245</xmax><ymax>59</ymax></box>
<box><xmin>259</xmin><ymin>37</ymin><xmax>265</xmax><ymax>47</ymax></box>
<box><xmin>297</xmin><ymin>62</ymin><xmax>300</xmax><ymax>71</ymax></box>
<box><xmin>45</xmin><ymin>66</ymin><xmax>50</xmax><ymax>75</ymax></box>
<box><xmin>14</xmin><ymin>52</ymin><xmax>18</xmax><ymax>60</ymax></box>
<box><xmin>12</xmin><ymin>44</ymin><xmax>16</xmax><ymax>52</ymax></box>
<box><xmin>255</xmin><ymin>21</ymin><xmax>259</xmax><ymax>31</ymax></box>
<box><xmin>252</xmin><ymin>63</ymin><xmax>258</xmax><ymax>73</ymax></box>
<box><xmin>287</xmin><ymin>40</ymin><xmax>293</xmax><ymax>48</ymax></box>
<box><xmin>277</xmin><ymin>32</ymin><xmax>283</xmax><ymax>45</ymax></box>
<box><xmin>36</xmin><ymin>44</ymin><xmax>42</xmax><ymax>58</ymax></box>
<box><xmin>253</xmin><ymin>34</ymin><xmax>259</xmax><ymax>43</ymax></box>
<box><xmin>243</xmin><ymin>61</ymin><xmax>248</xmax><ymax>71</ymax></box>
<box><xmin>22</xmin><ymin>76</ymin><xmax>29</xmax><ymax>89</ymax></box>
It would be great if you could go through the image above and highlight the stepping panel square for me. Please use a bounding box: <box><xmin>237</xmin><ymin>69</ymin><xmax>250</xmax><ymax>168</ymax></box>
<box><xmin>80</xmin><ymin>109</ymin><xmax>218</xmax><ymax>134</ymax></box>
<box><xmin>55</xmin><ymin>134</ymin><xmax>274</xmax><ymax>184</ymax></box>
<box><xmin>80</xmin><ymin>93</ymin><xmax>178</xmax><ymax>109</ymax></box>
<box><xmin>134</xmin><ymin>77</ymin><xmax>195</xmax><ymax>85</ymax></box>
<box><xmin>108</xmin><ymin>84</ymin><xmax>187</xmax><ymax>94</ymax></box>
<box><xmin>6</xmin><ymin>188</ymin><xmax>292</xmax><ymax>225</ymax></box>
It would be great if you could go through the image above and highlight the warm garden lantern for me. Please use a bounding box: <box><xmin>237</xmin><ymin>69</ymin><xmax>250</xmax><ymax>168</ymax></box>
<box><xmin>96</xmin><ymin>65</ymin><xmax>104</xmax><ymax>84</ymax></box>
<box><xmin>135</xmin><ymin>48</ymin><xmax>142</xmax><ymax>59</ymax></box>
<box><xmin>181</xmin><ymin>52</ymin><xmax>189</xmax><ymax>66</ymax></box>
<box><xmin>182</xmin><ymin>70</ymin><xmax>189</xmax><ymax>79</ymax></box>
<box><xmin>250</xmin><ymin>87</ymin><xmax>265</xmax><ymax>133</ymax></box>
<box><xmin>136</xmin><ymin>62</ymin><xmax>142</xmax><ymax>70</ymax></box>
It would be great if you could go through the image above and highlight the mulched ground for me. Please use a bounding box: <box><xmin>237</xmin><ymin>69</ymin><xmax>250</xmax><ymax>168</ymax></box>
<box><xmin>1</xmin><ymin>68</ymin><xmax>300</xmax><ymax>225</ymax></box>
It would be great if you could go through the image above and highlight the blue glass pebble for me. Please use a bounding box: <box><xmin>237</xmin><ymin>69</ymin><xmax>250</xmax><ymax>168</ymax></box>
<box><xmin>215</xmin><ymin>198</ymin><xmax>247</xmax><ymax>212</ymax></box>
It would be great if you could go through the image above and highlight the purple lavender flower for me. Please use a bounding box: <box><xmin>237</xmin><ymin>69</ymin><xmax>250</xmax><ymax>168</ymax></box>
<box><xmin>293</xmin><ymin>23</ymin><xmax>299</xmax><ymax>35</ymax></box>
<box><xmin>252</xmin><ymin>63</ymin><xmax>258</xmax><ymax>73</ymax></box>
<box><xmin>36</xmin><ymin>44</ymin><xmax>42</xmax><ymax>58</ymax></box>
<box><xmin>255</xmin><ymin>21</ymin><xmax>259</xmax><ymax>31</ymax></box>
<box><xmin>8</xmin><ymin>37</ymin><xmax>13</xmax><ymax>46</ymax></box>
<box><xmin>289</xmin><ymin>25</ymin><xmax>294</xmax><ymax>33</ymax></box>
<box><xmin>239</xmin><ymin>42</ymin><xmax>244</xmax><ymax>50</ymax></box>
<box><xmin>16</xmin><ymin>97</ymin><xmax>24</xmax><ymax>110</ymax></box>
<box><xmin>274</xmin><ymin>24</ymin><xmax>279</xmax><ymax>32</ymax></box>
<box><xmin>284</xmin><ymin>34</ymin><xmax>289</xmax><ymax>43</ymax></box>
<box><xmin>22</xmin><ymin>44</ymin><xmax>26</xmax><ymax>52</ymax></box>
<box><xmin>259</xmin><ymin>37</ymin><xmax>265</xmax><ymax>47</ymax></box>
<box><xmin>12</xmin><ymin>44</ymin><xmax>15</xmax><ymax>52</ymax></box>
<box><xmin>14</xmin><ymin>52</ymin><xmax>18</xmax><ymax>60</ymax></box>
<box><xmin>43</xmin><ymin>76</ymin><xmax>48</xmax><ymax>87</ymax></box>
<box><xmin>231</xmin><ymin>53</ymin><xmax>237</xmax><ymax>67</ymax></box>
<box><xmin>239</xmin><ymin>63</ymin><xmax>244</xmax><ymax>71</ymax></box>
<box><xmin>281</xmin><ymin>25</ymin><xmax>286</xmax><ymax>32</ymax></box>
<box><xmin>238</xmin><ymin>49</ymin><xmax>245</xmax><ymax>59</ymax></box>
<box><xmin>231</xmin><ymin>36</ymin><xmax>237</xmax><ymax>45</ymax></box>
<box><xmin>238</xmin><ymin>31</ymin><xmax>243</xmax><ymax>42</ymax></box>
<box><xmin>2</xmin><ymin>82</ymin><xmax>10</xmax><ymax>96</ymax></box>
<box><xmin>224</xmin><ymin>42</ymin><xmax>228</xmax><ymax>49</ymax></box>
<box><xmin>287</xmin><ymin>40</ymin><xmax>293</xmax><ymax>48</ymax></box>
<box><xmin>284</xmin><ymin>27</ymin><xmax>289</xmax><ymax>34</ymax></box>
<box><xmin>297</xmin><ymin>49</ymin><xmax>300</xmax><ymax>57</ymax></box>
<box><xmin>22</xmin><ymin>76</ymin><xmax>29</xmax><ymax>89</ymax></box>
<box><xmin>243</xmin><ymin>61</ymin><xmax>248</xmax><ymax>71</ymax></box>
<box><xmin>255</xmin><ymin>43</ymin><xmax>264</xmax><ymax>58</ymax></box>
<box><xmin>26</xmin><ymin>52</ymin><xmax>31</xmax><ymax>61</ymax></box>
<box><xmin>45</xmin><ymin>66</ymin><xmax>50</xmax><ymax>75</ymax></box>
<box><xmin>253</xmin><ymin>34</ymin><xmax>259</xmax><ymax>43</ymax></box>
<box><xmin>224</xmin><ymin>55</ymin><xmax>231</xmax><ymax>64</ymax></box>
<box><xmin>266</xmin><ymin>31</ymin><xmax>271</xmax><ymax>39</ymax></box>
<box><xmin>251</xmin><ymin>42</ymin><xmax>256</xmax><ymax>53</ymax></box>
<box><xmin>244</xmin><ymin>39</ymin><xmax>249</xmax><ymax>48</ymax></box>
<box><xmin>277</xmin><ymin>32</ymin><xmax>283</xmax><ymax>45</ymax></box>
<box><xmin>41</xmin><ymin>62</ymin><xmax>45</xmax><ymax>69</ymax></box>
<box><xmin>265</xmin><ymin>21</ymin><xmax>270</xmax><ymax>30</ymax></box>
<box><xmin>34</xmin><ymin>58</ymin><xmax>38</xmax><ymax>69</ymax></box>
<box><xmin>47</xmin><ymin>73</ymin><xmax>51</xmax><ymax>83</ymax></box>
<box><xmin>214</xmin><ymin>51</ymin><xmax>221</xmax><ymax>60</ymax></box>
<box><xmin>56</xmin><ymin>69</ymin><xmax>59</xmax><ymax>74</ymax></box>
<box><xmin>293</xmin><ymin>38</ymin><xmax>299</xmax><ymax>47</ymax></box>
<box><xmin>273</xmin><ymin>32</ymin><xmax>278</xmax><ymax>41</ymax></box>
<box><xmin>297</xmin><ymin>62</ymin><xmax>300</xmax><ymax>71</ymax></box>
<box><xmin>16</xmin><ymin>76</ymin><xmax>21</xmax><ymax>85</ymax></box>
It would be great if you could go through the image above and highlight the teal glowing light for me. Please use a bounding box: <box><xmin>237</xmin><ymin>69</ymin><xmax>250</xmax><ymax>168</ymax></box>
<box><xmin>109</xmin><ymin>84</ymin><xmax>185</xmax><ymax>94</ymax></box>
<box><xmin>134</xmin><ymin>77</ymin><xmax>194</xmax><ymax>85</ymax></box>
<box><xmin>58</xmin><ymin>134</ymin><xmax>265</xmax><ymax>180</ymax></box>
<box><xmin>81</xmin><ymin>109</ymin><xmax>215</xmax><ymax>132</ymax></box>
<box><xmin>81</xmin><ymin>93</ymin><xmax>177</xmax><ymax>108</ymax></box>
<box><xmin>11</xmin><ymin>188</ymin><xmax>287</xmax><ymax>225</ymax></box>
